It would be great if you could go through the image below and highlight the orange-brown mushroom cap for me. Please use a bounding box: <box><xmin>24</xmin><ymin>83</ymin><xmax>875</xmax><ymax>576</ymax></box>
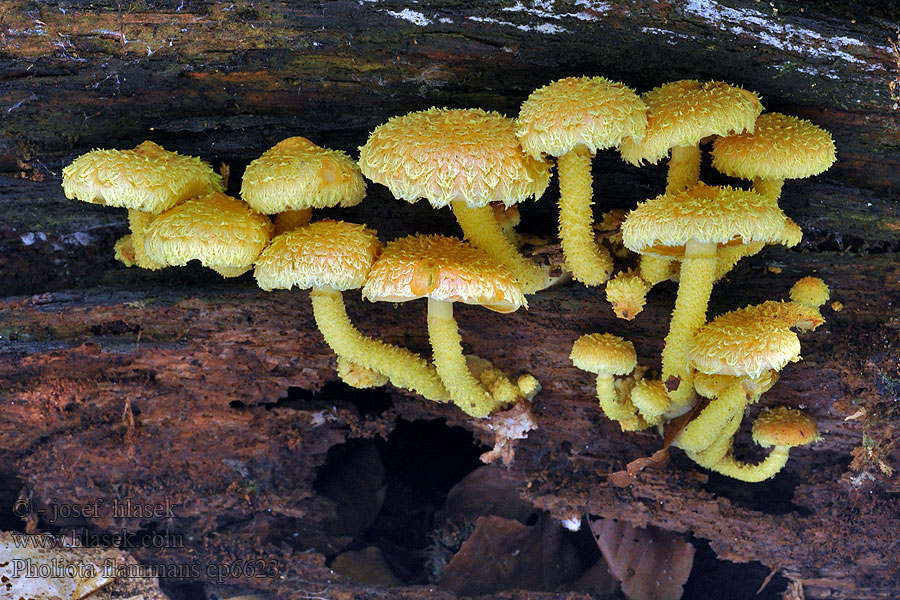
<box><xmin>570</xmin><ymin>333</ymin><xmax>637</xmax><ymax>375</ymax></box>
<box><xmin>752</xmin><ymin>407</ymin><xmax>819</xmax><ymax>447</ymax></box>
<box><xmin>358</xmin><ymin>107</ymin><xmax>550</xmax><ymax>209</ymax></box>
<box><xmin>241</xmin><ymin>136</ymin><xmax>366</xmax><ymax>214</ymax></box>
<box><xmin>361</xmin><ymin>234</ymin><xmax>526</xmax><ymax>313</ymax></box>
<box><xmin>62</xmin><ymin>140</ymin><xmax>224</xmax><ymax>213</ymax></box>
<box><xmin>254</xmin><ymin>219</ymin><xmax>382</xmax><ymax>291</ymax></box>
<box><xmin>712</xmin><ymin>113</ymin><xmax>836</xmax><ymax>182</ymax></box>
<box><xmin>621</xmin><ymin>183</ymin><xmax>789</xmax><ymax>257</ymax></box>
<box><xmin>143</xmin><ymin>192</ymin><xmax>273</xmax><ymax>273</ymax></box>
<box><xmin>516</xmin><ymin>76</ymin><xmax>647</xmax><ymax>158</ymax></box>
<box><xmin>619</xmin><ymin>80</ymin><xmax>762</xmax><ymax>166</ymax></box>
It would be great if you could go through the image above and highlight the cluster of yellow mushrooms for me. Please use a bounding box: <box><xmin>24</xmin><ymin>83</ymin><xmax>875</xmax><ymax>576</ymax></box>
<box><xmin>61</xmin><ymin>77</ymin><xmax>836</xmax><ymax>480</ymax></box>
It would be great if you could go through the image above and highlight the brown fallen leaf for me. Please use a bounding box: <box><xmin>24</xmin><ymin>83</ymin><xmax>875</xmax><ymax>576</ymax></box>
<box><xmin>588</xmin><ymin>517</ymin><xmax>695</xmax><ymax>600</ymax></box>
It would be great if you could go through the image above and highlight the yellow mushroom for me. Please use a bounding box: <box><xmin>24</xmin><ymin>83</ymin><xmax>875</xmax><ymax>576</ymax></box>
<box><xmin>620</xmin><ymin>80</ymin><xmax>762</xmax><ymax>194</ymax></box>
<box><xmin>516</xmin><ymin>76</ymin><xmax>648</xmax><ymax>285</ymax></box>
<box><xmin>712</xmin><ymin>112</ymin><xmax>836</xmax><ymax>202</ymax></box>
<box><xmin>241</xmin><ymin>136</ymin><xmax>366</xmax><ymax>233</ymax></box>
<box><xmin>571</xmin><ymin>333</ymin><xmax>648</xmax><ymax>431</ymax></box>
<box><xmin>61</xmin><ymin>140</ymin><xmax>224</xmax><ymax>269</ymax></box>
<box><xmin>703</xmin><ymin>407</ymin><xmax>820</xmax><ymax>482</ymax></box>
<box><xmin>362</xmin><ymin>234</ymin><xmax>527</xmax><ymax>418</ymax></box>
<box><xmin>358</xmin><ymin>108</ymin><xmax>552</xmax><ymax>294</ymax></box>
<box><xmin>622</xmin><ymin>183</ymin><xmax>793</xmax><ymax>413</ymax></box>
<box><xmin>605</xmin><ymin>269</ymin><xmax>651</xmax><ymax>320</ymax></box>
<box><xmin>254</xmin><ymin>220</ymin><xmax>448</xmax><ymax>402</ymax></box>
<box><xmin>790</xmin><ymin>276</ymin><xmax>830</xmax><ymax>309</ymax></box>
<box><xmin>674</xmin><ymin>300</ymin><xmax>822</xmax><ymax>455</ymax></box>
<box><xmin>142</xmin><ymin>192</ymin><xmax>273</xmax><ymax>277</ymax></box>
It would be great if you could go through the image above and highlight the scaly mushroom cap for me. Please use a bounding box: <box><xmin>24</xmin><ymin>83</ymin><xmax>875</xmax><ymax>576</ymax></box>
<box><xmin>241</xmin><ymin>136</ymin><xmax>366</xmax><ymax>214</ymax></box>
<box><xmin>358</xmin><ymin>107</ymin><xmax>551</xmax><ymax>209</ymax></box>
<box><xmin>605</xmin><ymin>270</ymin><xmax>651</xmax><ymax>320</ymax></box>
<box><xmin>570</xmin><ymin>333</ymin><xmax>636</xmax><ymax>376</ymax></box>
<box><xmin>62</xmin><ymin>141</ymin><xmax>224</xmax><ymax>213</ymax></box>
<box><xmin>780</xmin><ymin>217</ymin><xmax>803</xmax><ymax>248</ymax></box>
<box><xmin>752</xmin><ymin>407</ymin><xmax>819</xmax><ymax>447</ymax></box>
<box><xmin>254</xmin><ymin>219</ymin><xmax>382</xmax><ymax>291</ymax></box>
<box><xmin>361</xmin><ymin>234</ymin><xmax>526</xmax><ymax>313</ymax></box>
<box><xmin>711</xmin><ymin>300</ymin><xmax>825</xmax><ymax>332</ymax></box>
<box><xmin>619</xmin><ymin>80</ymin><xmax>762</xmax><ymax>165</ymax></box>
<box><xmin>143</xmin><ymin>192</ymin><xmax>273</xmax><ymax>271</ymax></box>
<box><xmin>621</xmin><ymin>183</ymin><xmax>789</xmax><ymax>257</ymax></box>
<box><xmin>688</xmin><ymin>303</ymin><xmax>814</xmax><ymax>378</ymax></box>
<box><xmin>790</xmin><ymin>276</ymin><xmax>830</xmax><ymax>308</ymax></box>
<box><xmin>515</xmin><ymin>76</ymin><xmax>648</xmax><ymax>158</ymax></box>
<box><xmin>712</xmin><ymin>113</ymin><xmax>836</xmax><ymax>181</ymax></box>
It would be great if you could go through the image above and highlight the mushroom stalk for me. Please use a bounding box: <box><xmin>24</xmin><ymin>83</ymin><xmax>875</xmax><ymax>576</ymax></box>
<box><xmin>752</xmin><ymin>178</ymin><xmax>784</xmax><ymax>203</ymax></box>
<box><xmin>309</xmin><ymin>287</ymin><xmax>449</xmax><ymax>402</ymax></box>
<box><xmin>450</xmin><ymin>201</ymin><xmax>549</xmax><ymax>294</ymax></box>
<box><xmin>674</xmin><ymin>379</ymin><xmax>747</xmax><ymax>454</ymax></box>
<box><xmin>273</xmin><ymin>208</ymin><xmax>313</xmax><ymax>235</ymax></box>
<box><xmin>595</xmin><ymin>374</ymin><xmax>637</xmax><ymax>424</ymax></box>
<box><xmin>665</xmin><ymin>145</ymin><xmax>702</xmax><ymax>195</ymax></box>
<box><xmin>704</xmin><ymin>446</ymin><xmax>791</xmax><ymax>482</ymax></box>
<box><xmin>426</xmin><ymin>297</ymin><xmax>504</xmax><ymax>418</ymax></box>
<box><xmin>556</xmin><ymin>145</ymin><xmax>613</xmax><ymax>286</ymax></box>
<box><xmin>128</xmin><ymin>209</ymin><xmax>166</xmax><ymax>270</ymax></box>
<box><xmin>660</xmin><ymin>239</ymin><xmax>717</xmax><ymax>413</ymax></box>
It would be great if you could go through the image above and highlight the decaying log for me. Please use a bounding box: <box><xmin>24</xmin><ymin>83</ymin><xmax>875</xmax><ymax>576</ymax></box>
<box><xmin>2</xmin><ymin>1</ymin><xmax>900</xmax><ymax>598</ymax></box>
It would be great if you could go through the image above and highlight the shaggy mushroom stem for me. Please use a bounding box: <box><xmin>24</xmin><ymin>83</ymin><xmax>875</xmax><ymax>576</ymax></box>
<box><xmin>661</xmin><ymin>239</ymin><xmax>717</xmax><ymax>413</ymax></box>
<box><xmin>273</xmin><ymin>208</ymin><xmax>313</xmax><ymax>235</ymax></box>
<box><xmin>665</xmin><ymin>145</ymin><xmax>702</xmax><ymax>195</ymax></box>
<box><xmin>556</xmin><ymin>144</ymin><xmax>614</xmax><ymax>286</ymax></box>
<box><xmin>752</xmin><ymin>177</ymin><xmax>785</xmax><ymax>203</ymax></box>
<box><xmin>427</xmin><ymin>297</ymin><xmax>505</xmax><ymax>418</ymax></box>
<box><xmin>128</xmin><ymin>209</ymin><xmax>166</xmax><ymax>270</ymax></box>
<box><xmin>309</xmin><ymin>286</ymin><xmax>449</xmax><ymax>402</ymax></box>
<box><xmin>673</xmin><ymin>378</ymin><xmax>747</xmax><ymax>454</ymax></box>
<box><xmin>450</xmin><ymin>201</ymin><xmax>549</xmax><ymax>294</ymax></box>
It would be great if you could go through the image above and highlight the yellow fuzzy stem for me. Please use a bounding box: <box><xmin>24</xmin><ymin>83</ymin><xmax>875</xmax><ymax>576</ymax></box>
<box><xmin>706</xmin><ymin>446</ymin><xmax>791</xmax><ymax>482</ymax></box>
<box><xmin>427</xmin><ymin>298</ymin><xmax>502</xmax><ymax>418</ymax></box>
<box><xmin>685</xmin><ymin>411</ymin><xmax>742</xmax><ymax>467</ymax></box>
<box><xmin>210</xmin><ymin>265</ymin><xmax>252</xmax><ymax>278</ymax></box>
<box><xmin>451</xmin><ymin>202</ymin><xmax>549</xmax><ymax>294</ymax></box>
<box><xmin>661</xmin><ymin>241</ymin><xmax>717</xmax><ymax>413</ymax></box>
<box><xmin>128</xmin><ymin>209</ymin><xmax>166</xmax><ymax>270</ymax></box>
<box><xmin>113</xmin><ymin>235</ymin><xmax>136</xmax><ymax>267</ymax></box>
<box><xmin>310</xmin><ymin>288</ymin><xmax>449</xmax><ymax>402</ymax></box>
<box><xmin>665</xmin><ymin>145</ymin><xmax>702</xmax><ymax>194</ymax></box>
<box><xmin>715</xmin><ymin>242</ymin><xmax>764</xmax><ymax>281</ymax></box>
<box><xmin>274</xmin><ymin>208</ymin><xmax>313</xmax><ymax>235</ymax></box>
<box><xmin>557</xmin><ymin>146</ymin><xmax>613</xmax><ymax>286</ymax></box>
<box><xmin>752</xmin><ymin>178</ymin><xmax>784</xmax><ymax>203</ymax></box>
<box><xmin>639</xmin><ymin>254</ymin><xmax>676</xmax><ymax>285</ymax></box>
<box><xmin>630</xmin><ymin>379</ymin><xmax>669</xmax><ymax>426</ymax></box>
<box><xmin>675</xmin><ymin>380</ymin><xmax>748</xmax><ymax>454</ymax></box>
<box><xmin>596</xmin><ymin>375</ymin><xmax>636</xmax><ymax>423</ymax></box>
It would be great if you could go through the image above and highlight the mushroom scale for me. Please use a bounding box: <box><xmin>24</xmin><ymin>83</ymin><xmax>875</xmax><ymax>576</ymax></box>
<box><xmin>358</xmin><ymin>107</ymin><xmax>552</xmax><ymax>294</ymax></box>
<box><xmin>516</xmin><ymin>76</ymin><xmax>648</xmax><ymax>286</ymax></box>
<box><xmin>362</xmin><ymin>234</ymin><xmax>527</xmax><ymax>418</ymax></box>
<box><xmin>254</xmin><ymin>220</ymin><xmax>449</xmax><ymax>403</ymax></box>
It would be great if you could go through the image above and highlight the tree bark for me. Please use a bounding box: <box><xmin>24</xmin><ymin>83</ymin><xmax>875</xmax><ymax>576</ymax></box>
<box><xmin>2</xmin><ymin>1</ymin><xmax>900</xmax><ymax>598</ymax></box>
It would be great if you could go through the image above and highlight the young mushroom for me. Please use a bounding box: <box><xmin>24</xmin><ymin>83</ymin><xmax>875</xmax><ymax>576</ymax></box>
<box><xmin>674</xmin><ymin>300</ymin><xmax>824</xmax><ymax>456</ymax></box>
<box><xmin>241</xmin><ymin>136</ymin><xmax>366</xmax><ymax>234</ymax></box>
<box><xmin>61</xmin><ymin>140</ymin><xmax>224</xmax><ymax>269</ymax></box>
<box><xmin>254</xmin><ymin>220</ymin><xmax>449</xmax><ymax>402</ymax></box>
<box><xmin>515</xmin><ymin>76</ymin><xmax>648</xmax><ymax>285</ymax></box>
<box><xmin>358</xmin><ymin>107</ymin><xmax>552</xmax><ymax>294</ymax></box>
<box><xmin>621</xmin><ymin>183</ymin><xmax>793</xmax><ymax>413</ymax></box>
<box><xmin>362</xmin><ymin>234</ymin><xmax>528</xmax><ymax>418</ymax></box>
<box><xmin>142</xmin><ymin>192</ymin><xmax>273</xmax><ymax>277</ymax></box>
<box><xmin>571</xmin><ymin>333</ymin><xmax>648</xmax><ymax>431</ymax></box>
<box><xmin>701</xmin><ymin>407</ymin><xmax>820</xmax><ymax>482</ymax></box>
<box><xmin>619</xmin><ymin>80</ymin><xmax>762</xmax><ymax>194</ymax></box>
<box><xmin>790</xmin><ymin>276</ymin><xmax>830</xmax><ymax>310</ymax></box>
<box><xmin>711</xmin><ymin>112</ymin><xmax>836</xmax><ymax>202</ymax></box>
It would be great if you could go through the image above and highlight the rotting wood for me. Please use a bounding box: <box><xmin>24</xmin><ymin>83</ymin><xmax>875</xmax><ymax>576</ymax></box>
<box><xmin>2</xmin><ymin>1</ymin><xmax>900</xmax><ymax>598</ymax></box>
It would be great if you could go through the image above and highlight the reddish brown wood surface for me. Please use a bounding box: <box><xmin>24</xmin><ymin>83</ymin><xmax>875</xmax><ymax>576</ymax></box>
<box><xmin>2</xmin><ymin>1</ymin><xmax>900</xmax><ymax>598</ymax></box>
